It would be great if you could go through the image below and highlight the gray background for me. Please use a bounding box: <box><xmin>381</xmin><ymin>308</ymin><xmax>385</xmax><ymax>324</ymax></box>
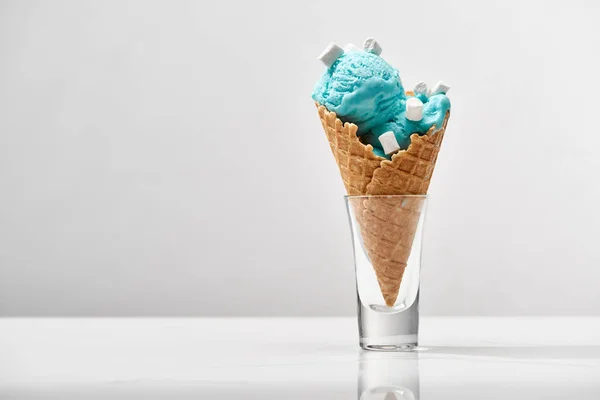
<box><xmin>1</xmin><ymin>0</ymin><xmax>599</xmax><ymax>316</ymax></box>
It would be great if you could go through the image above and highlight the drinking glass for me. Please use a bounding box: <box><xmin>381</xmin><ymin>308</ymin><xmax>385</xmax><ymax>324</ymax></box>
<box><xmin>345</xmin><ymin>195</ymin><xmax>428</xmax><ymax>351</ymax></box>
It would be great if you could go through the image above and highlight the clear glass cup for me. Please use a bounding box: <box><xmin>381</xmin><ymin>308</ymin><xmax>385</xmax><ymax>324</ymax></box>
<box><xmin>345</xmin><ymin>195</ymin><xmax>428</xmax><ymax>351</ymax></box>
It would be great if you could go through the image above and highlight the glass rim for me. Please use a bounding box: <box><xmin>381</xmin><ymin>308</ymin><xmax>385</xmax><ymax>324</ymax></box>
<box><xmin>344</xmin><ymin>194</ymin><xmax>429</xmax><ymax>200</ymax></box>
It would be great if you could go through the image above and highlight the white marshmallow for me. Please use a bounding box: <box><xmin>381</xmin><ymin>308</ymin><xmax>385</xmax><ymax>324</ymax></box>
<box><xmin>379</xmin><ymin>131</ymin><xmax>401</xmax><ymax>155</ymax></box>
<box><xmin>363</xmin><ymin>37</ymin><xmax>382</xmax><ymax>56</ymax></box>
<box><xmin>429</xmin><ymin>81</ymin><xmax>451</xmax><ymax>96</ymax></box>
<box><xmin>344</xmin><ymin>43</ymin><xmax>361</xmax><ymax>53</ymax></box>
<box><xmin>317</xmin><ymin>43</ymin><xmax>344</xmax><ymax>68</ymax></box>
<box><xmin>406</xmin><ymin>97</ymin><xmax>424</xmax><ymax>121</ymax></box>
<box><xmin>413</xmin><ymin>81</ymin><xmax>428</xmax><ymax>96</ymax></box>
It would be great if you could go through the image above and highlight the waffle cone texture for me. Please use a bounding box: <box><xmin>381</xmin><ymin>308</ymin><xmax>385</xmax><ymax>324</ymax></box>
<box><xmin>317</xmin><ymin>102</ymin><xmax>450</xmax><ymax>306</ymax></box>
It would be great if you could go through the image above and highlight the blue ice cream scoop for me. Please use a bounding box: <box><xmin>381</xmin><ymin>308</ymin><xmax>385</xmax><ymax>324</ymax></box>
<box><xmin>361</xmin><ymin>94</ymin><xmax>451</xmax><ymax>157</ymax></box>
<box><xmin>312</xmin><ymin>50</ymin><xmax>406</xmax><ymax>135</ymax></box>
<box><xmin>312</xmin><ymin>43</ymin><xmax>450</xmax><ymax>159</ymax></box>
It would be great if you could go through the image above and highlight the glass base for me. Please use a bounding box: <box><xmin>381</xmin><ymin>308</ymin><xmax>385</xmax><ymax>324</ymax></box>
<box><xmin>358</xmin><ymin>293</ymin><xmax>419</xmax><ymax>352</ymax></box>
<box><xmin>360</xmin><ymin>333</ymin><xmax>418</xmax><ymax>352</ymax></box>
<box><xmin>361</xmin><ymin>342</ymin><xmax>418</xmax><ymax>352</ymax></box>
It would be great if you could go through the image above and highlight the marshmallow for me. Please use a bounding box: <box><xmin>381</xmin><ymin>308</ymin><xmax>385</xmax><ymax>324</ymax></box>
<box><xmin>317</xmin><ymin>43</ymin><xmax>344</xmax><ymax>68</ymax></box>
<box><xmin>363</xmin><ymin>37</ymin><xmax>382</xmax><ymax>56</ymax></box>
<box><xmin>344</xmin><ymin>43</ymin><xmax>361</xmax><ymax>53</ymax></box>
<box><xmin>429</xmin><ymin>81</ymin><xmax>451</xmax><ymax>96</ymax></box>
<box><xmin>413</xmin><ymin>81</ymin><xmax>428</xmax><ymax>96</ymax></box>
<box><xmin>379</xmin><ymin>131</ymin><xmax>401</xmax><ymax>155</ymax></box>
<box><xmin>406</xmin><ymin>97</ymin><xmax>423</xmax><ymax>121</ymax></box>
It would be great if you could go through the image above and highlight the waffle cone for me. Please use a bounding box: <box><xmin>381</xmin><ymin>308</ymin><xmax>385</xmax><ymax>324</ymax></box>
<box><xmin>317</xmin><ymin>104</ymin><xmax>383</xmax><ymax>196</ymax></box>
<box><xmin>317</xmin><ymin>102</ymin><xmax>450</xmax><ymax>306</ymax></box>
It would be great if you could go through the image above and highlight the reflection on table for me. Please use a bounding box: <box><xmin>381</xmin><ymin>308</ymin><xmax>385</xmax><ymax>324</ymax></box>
<box><xmin>359</xmin><ymin>351</ymin><xmax>420</xmax><ymax>400</ymax></box>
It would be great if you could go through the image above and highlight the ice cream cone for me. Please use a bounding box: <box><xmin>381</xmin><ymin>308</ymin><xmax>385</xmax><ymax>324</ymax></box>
<box><xmin>317</xmin><ymin>102</ymin><xmax>450</xmax><ymax>306</ymax></box>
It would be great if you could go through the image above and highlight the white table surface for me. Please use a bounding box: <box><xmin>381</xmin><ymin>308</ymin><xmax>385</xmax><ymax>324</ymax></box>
<box><xmin>1</xmin><ymin>317</ymin><xmax>599</xmax><ymax>399</ymax></box>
